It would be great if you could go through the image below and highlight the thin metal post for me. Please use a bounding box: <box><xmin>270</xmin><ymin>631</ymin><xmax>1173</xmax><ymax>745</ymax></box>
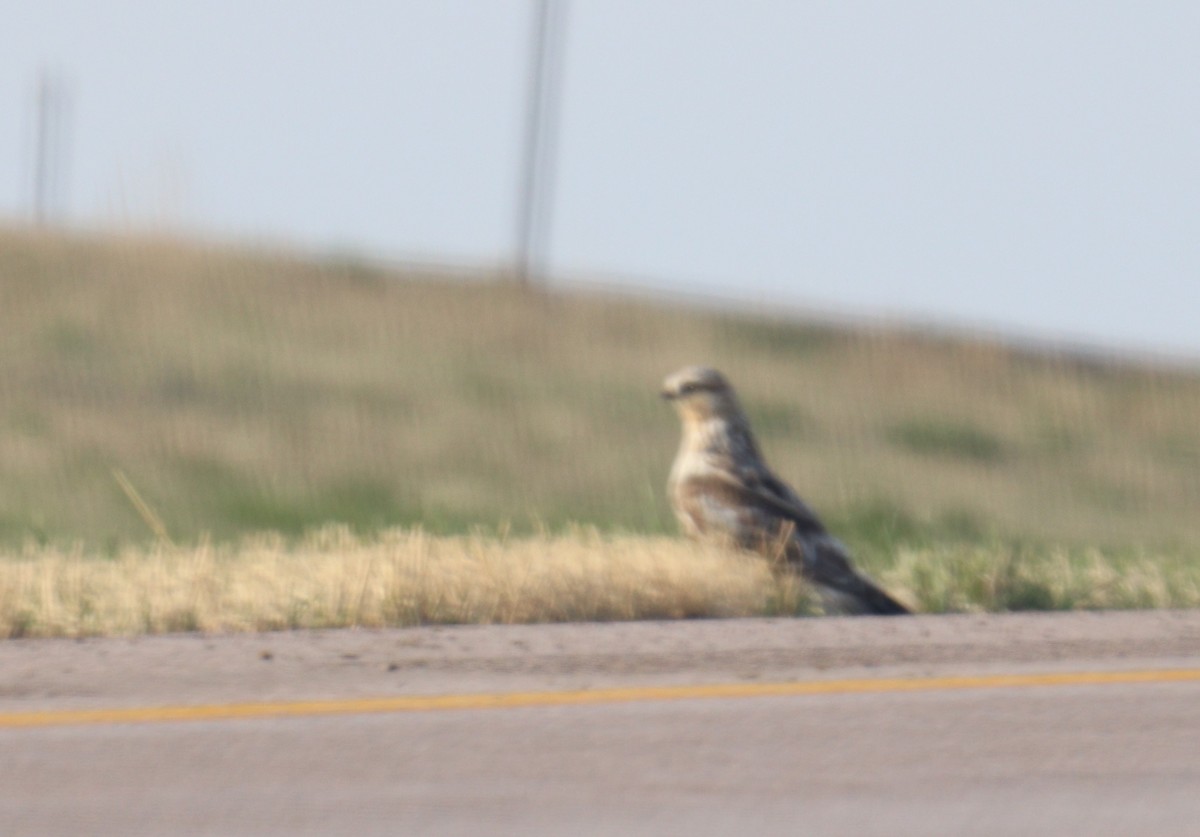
<box><xmin>31</xmin><ymin>70</ymin><xmax>68</xmax><ymax>226</ymax></box>
<box><xmin>514</xmin><ymin>0</ymin><xmax>566</xmax><ymax>286</ymax></box>
<box><xmin>33</xmin><ymin>73</ymin><xmax>52</xmax><ymax>225</ymax></box>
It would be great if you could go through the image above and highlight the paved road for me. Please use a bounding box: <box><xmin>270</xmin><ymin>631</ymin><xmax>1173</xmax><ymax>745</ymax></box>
<box><xmin>3</xmin><ymin>611</ymin><xmax>1200</xmax><ymax>835</ymax></box>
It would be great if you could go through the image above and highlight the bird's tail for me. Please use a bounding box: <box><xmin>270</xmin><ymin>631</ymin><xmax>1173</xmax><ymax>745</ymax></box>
<box><xmin>817</xmin><ymin>577</ymin><xmax>911</xmax><ymax>616</ymax></box>
<box><xmin>795</xmin><ymin>536</ymin><xmax>912</xmax><ymax>616</ymax></box>
<box><xmin>854</xmin><ymin>576</ymin><xmax>911</xmax><ymax>615</ymax></box>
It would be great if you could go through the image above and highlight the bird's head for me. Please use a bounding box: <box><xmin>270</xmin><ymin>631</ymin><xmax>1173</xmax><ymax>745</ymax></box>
<box><xmin>661</xmin><ymin>366</ymin><xmax>743</xmax><ymax>425</ymax></box>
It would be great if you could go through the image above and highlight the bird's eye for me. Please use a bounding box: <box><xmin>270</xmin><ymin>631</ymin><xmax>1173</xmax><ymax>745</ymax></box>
<box><xmin>679</xmin><ymin>383</ymin><xmax>697</xmax><ymax>395</ymax></box>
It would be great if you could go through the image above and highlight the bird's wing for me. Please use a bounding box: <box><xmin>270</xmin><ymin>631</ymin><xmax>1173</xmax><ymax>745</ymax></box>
<box><xmin>795</xmin><ymin>533</ymin><xmax>863</xmax><ymax>590</ymax></box>
<box><xmin>674</xmin><ymin>469</ymin><xmax>828</xmax><ymax>547</ymax></box>
<box><xmin>677</xmin><ymin>470</ymin><xmax>860</xmax><ymax>578</ymax></box>
<box><xmin>727</xmin><ymin>461</ymin><xmax>829</xmax><ymax>537</ymax></box>
<box><xmin>749</xmin><ymin>469</ymin><xmax>827</xmax><ymax>533</ymax></box>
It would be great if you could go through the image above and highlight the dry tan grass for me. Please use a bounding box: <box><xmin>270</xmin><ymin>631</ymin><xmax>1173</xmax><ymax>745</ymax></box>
<box><xmin>3</xmin><ymin>527</ymin><xmax>1198</xmax><ymax>639</ymax></box>
<box><xmin>0</xmin><ymin>527</ymin><xmax>804</xmax><ymax>639</ymax></box>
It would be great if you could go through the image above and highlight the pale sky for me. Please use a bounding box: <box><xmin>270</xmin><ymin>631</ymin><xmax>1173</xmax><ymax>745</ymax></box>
<box><xmin>3</xmin><ymin>1</ymin><xmax>1199</xmax><ymax>358</ymax></box>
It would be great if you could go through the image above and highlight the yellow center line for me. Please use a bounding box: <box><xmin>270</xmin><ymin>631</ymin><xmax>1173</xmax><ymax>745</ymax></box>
<box><xmin>3</xmin><ymin>668</ymin><xmax>1199</xmax><ymax>730</ymax></box>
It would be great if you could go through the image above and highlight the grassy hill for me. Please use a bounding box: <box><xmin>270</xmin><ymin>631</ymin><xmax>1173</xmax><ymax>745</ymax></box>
<box><xmin>4</xmin><ymin>226</ymin><xmax>1200</xmax><ymax>563</ymax></box>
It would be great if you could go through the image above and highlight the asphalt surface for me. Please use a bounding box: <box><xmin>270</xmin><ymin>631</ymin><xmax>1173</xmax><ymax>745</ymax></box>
<box><xmin>3</xmin><ymin>610</ymin><xmax>1200</xmax><ymax>836</ymax></box>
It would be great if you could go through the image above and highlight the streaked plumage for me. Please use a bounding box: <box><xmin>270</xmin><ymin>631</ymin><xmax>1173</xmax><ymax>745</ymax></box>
<box><xmin>662</xmin><ymin>365</ymin><xmax>910</xmax><ymax>616</ymax></box>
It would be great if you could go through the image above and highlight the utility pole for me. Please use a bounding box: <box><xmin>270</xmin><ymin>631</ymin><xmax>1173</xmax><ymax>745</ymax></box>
<box><xmin>32</xmin><ymin>70</ymin><xmax>69</xmax><ymax>226</ymax></box>
<box><xmin>514</xmin><ymin>0</ymin><xmax>567</xmax><ymax>286</ymax></box>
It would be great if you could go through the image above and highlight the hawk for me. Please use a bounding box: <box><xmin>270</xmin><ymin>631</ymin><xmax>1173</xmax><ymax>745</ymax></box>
<box><xmin>662</xmin><ymin>365</ymin><xmax>910</xmax><ymax>616</ymax></box>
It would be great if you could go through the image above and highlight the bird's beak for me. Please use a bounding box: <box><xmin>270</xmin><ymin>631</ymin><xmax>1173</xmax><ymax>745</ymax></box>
<box><xmin>660</xmin><ymin>389</ymin><xmax>676</xmax><ymax>401</ymax></box>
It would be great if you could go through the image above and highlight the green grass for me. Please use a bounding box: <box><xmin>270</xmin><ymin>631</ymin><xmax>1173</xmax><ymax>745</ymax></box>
<box><xmin>887</xmin><ymin>419</ymin><xmax>1009</xmax><ymax>463</ymax></box>
<box><xmin>2</xmin><ymin>226</ymin><xmax>1200</xmax><ymax>561</ymax></box>
<box><xmin>894</xmin><ymin>542</ymin><xmax>1200</xmax><ymax>614</ymax></box>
